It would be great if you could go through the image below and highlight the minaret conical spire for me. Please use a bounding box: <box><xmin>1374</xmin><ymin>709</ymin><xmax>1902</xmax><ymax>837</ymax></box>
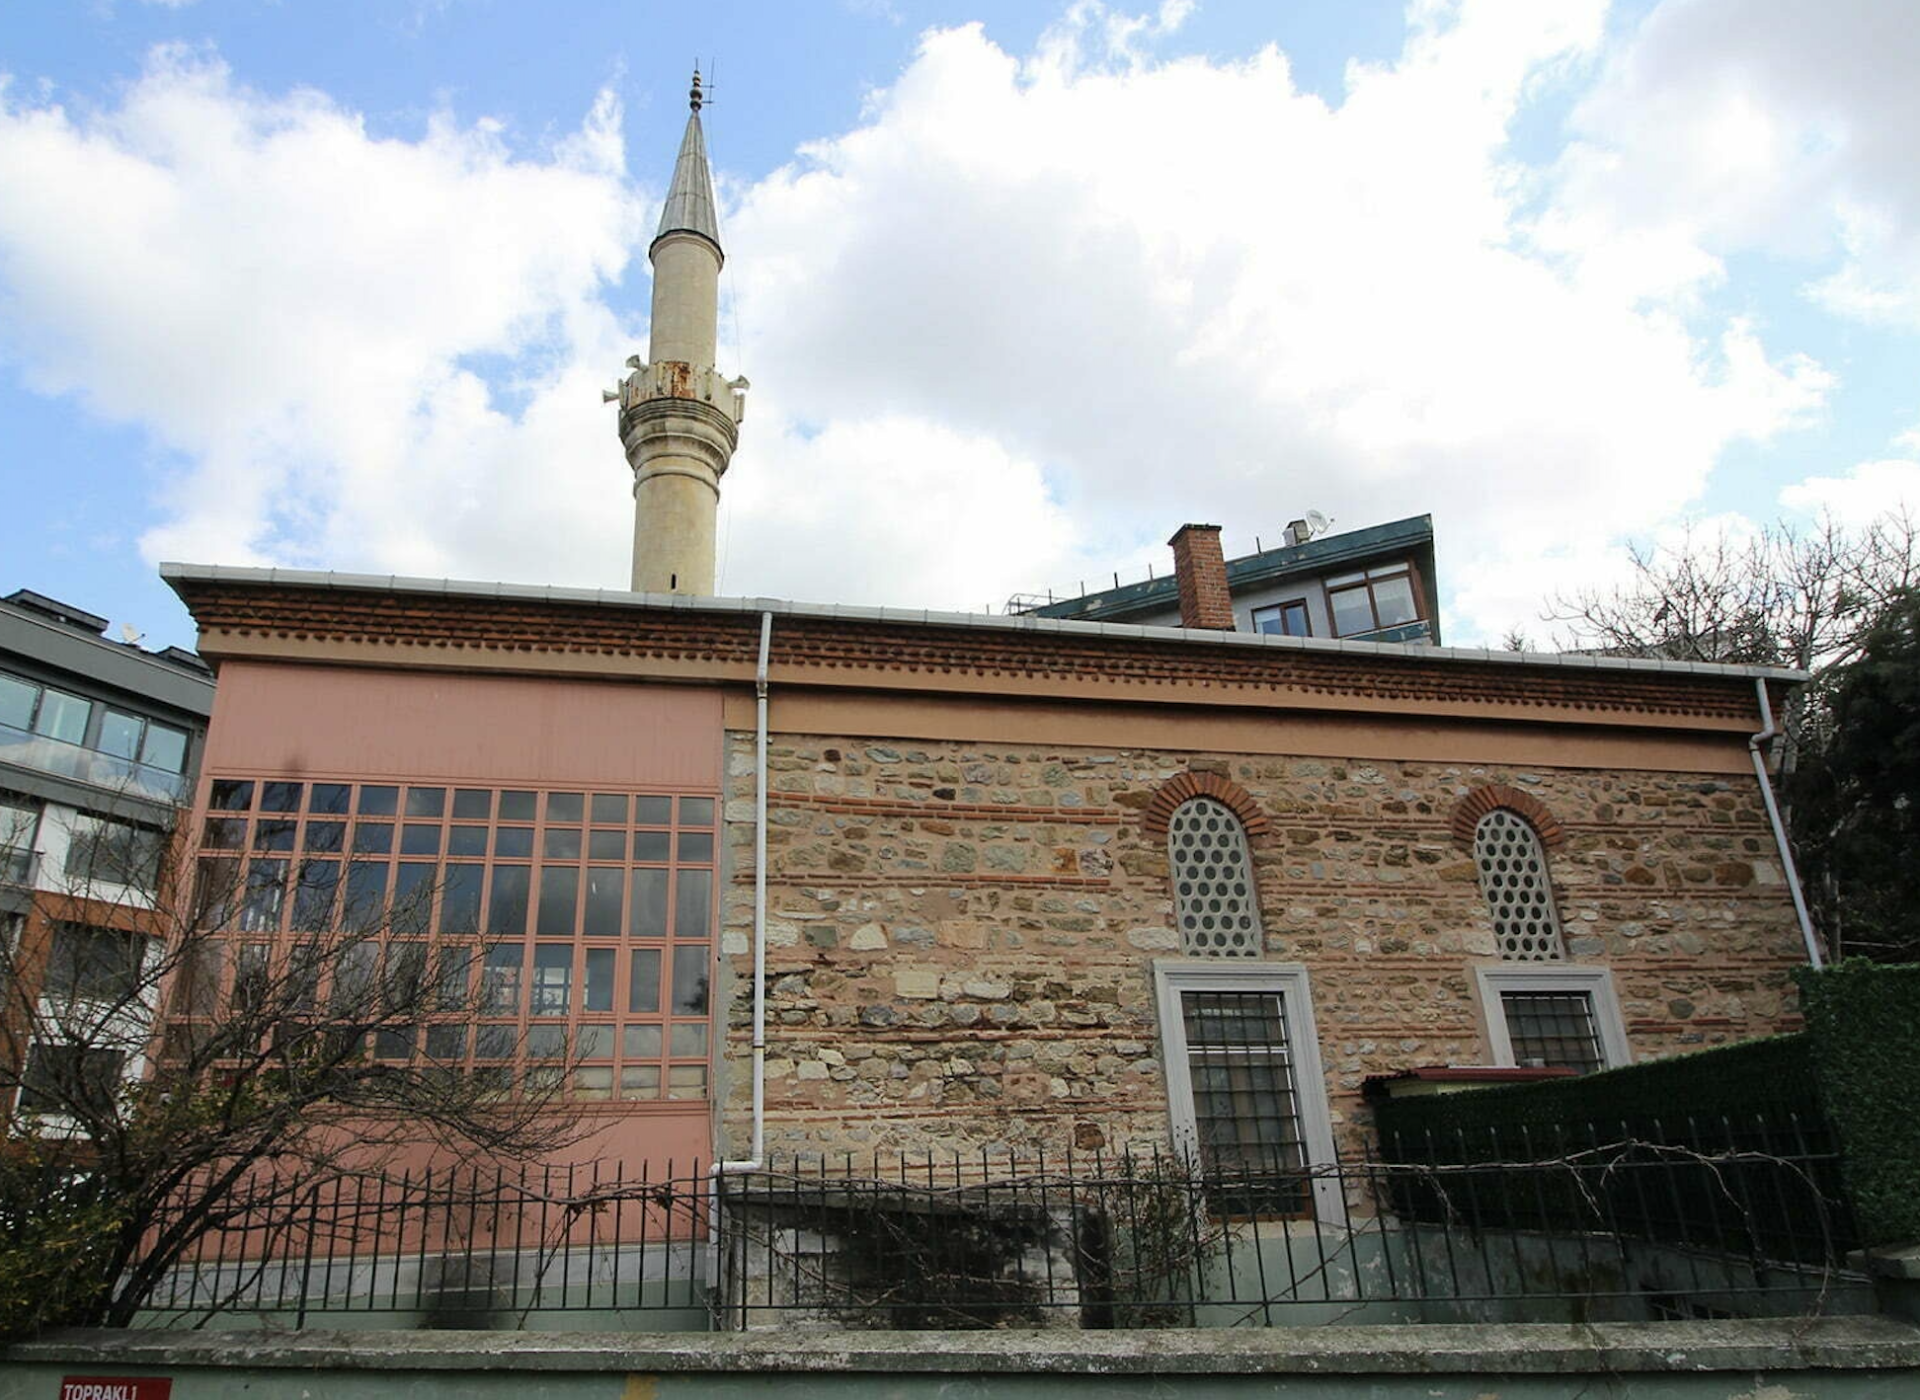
<box><xmin>654</xmin><ymin>70</ymin><xmax>722</xmax><ymax>258</ymax></box>
<box><xmin>608</xmin><ymin>68</ymin><xmax>746</xmax><ymax>597</ymax></box>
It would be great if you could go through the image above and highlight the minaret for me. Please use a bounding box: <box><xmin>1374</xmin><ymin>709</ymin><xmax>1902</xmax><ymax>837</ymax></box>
<box><xmin>611</xmin><ymin>70</ymin><xmax>747</xmax><ymax>595</ymax></box>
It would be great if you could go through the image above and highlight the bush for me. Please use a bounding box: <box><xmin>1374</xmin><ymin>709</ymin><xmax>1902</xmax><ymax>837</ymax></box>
<box><xmin>1794</xmin><ymin>960</ymin><xmax>1920</xmax><ymax>1246</ymax></box>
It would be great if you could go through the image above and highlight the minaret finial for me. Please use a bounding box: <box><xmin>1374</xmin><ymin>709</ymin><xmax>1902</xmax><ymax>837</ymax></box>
<box><xmin>690</xmin><ymin>67</ymin><xmax>703</xmax><ymax>114</ymax></box>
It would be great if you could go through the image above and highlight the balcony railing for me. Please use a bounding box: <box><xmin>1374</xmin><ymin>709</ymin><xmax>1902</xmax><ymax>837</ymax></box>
<box><xmin>0</xmin><ymin>721</ymin><xmax>188</xmax><ymax>805</ymax></box>
<box><xmin>1</xmin><ymin>845</ymin><xmax>40</xmax><ymax>888</ymax></box>
<box><xmin>1349</xmin><ymin>619</ymin><xmax>1433</xmax><ymax>646</ymax></box>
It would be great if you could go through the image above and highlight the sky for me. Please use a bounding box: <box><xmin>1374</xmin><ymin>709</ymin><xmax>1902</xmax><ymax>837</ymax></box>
<box><xmin>2</xmin><ymin>0</ymin><xmax>1918</xmax><ymax>653</ymax></box>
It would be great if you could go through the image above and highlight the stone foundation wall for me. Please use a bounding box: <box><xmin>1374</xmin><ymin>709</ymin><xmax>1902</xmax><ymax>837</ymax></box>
<box><xmin>716</xmin><ymin>732</ymin><xmax>1806</xmax><ymax>1161</ymax></box>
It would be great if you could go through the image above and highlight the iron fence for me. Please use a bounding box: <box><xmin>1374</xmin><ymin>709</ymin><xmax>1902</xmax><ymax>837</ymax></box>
<box><xmin>138</xmin><ymin>1129</ymin><xmax>1870</xmax><ymax>1330</ymax></box>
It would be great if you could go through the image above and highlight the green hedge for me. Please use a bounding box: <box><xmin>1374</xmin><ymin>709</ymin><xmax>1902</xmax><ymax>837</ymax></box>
<box><xmin>1795</xmin><ymin>960</ymin><xmax>1920</xmax><ymax>1247</ymax></box>
<box><xmin>1372</xmin><ymin>1033</ymin><xmax>1823</xmax><ymax>1162</ymax></box>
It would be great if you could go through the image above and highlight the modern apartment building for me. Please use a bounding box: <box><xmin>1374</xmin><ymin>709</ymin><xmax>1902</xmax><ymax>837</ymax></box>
<box><xmin>0</xmin><ymin>588</ymin><xmax>214</xmax><ymax>1113</ymax></box>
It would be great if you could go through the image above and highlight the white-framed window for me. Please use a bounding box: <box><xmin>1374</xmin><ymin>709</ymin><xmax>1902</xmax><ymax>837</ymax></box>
<box><xmin>1474</xmin><ymin>965</ymin><xmax>1629</xmax><ymax>1076</ymax></box>
<box><xmin>1153</xmin><ymin>960</ymin><xmax>1343</xmax><ymax>1221</ymax></box>
<box><xmin>1167</xmin><ymin>798</ymin><xmax>1263</xmax><ymax>958</ymax></box>
<box><xmin>1473</xmin><ymin>808</ymin><xmax>1565</xmax><ymax>961</ymax></box>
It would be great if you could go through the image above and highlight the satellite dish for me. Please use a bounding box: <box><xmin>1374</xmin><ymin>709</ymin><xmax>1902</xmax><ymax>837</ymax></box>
<box><xmin>119</xmin><ymin>623</ymin><xmax>144</xmax><ymax>645</ymax></box>
<box><xmin>1304</xmin><ymin>510</ymin><xmax>1331</xmax><ymax>537</ymax></box>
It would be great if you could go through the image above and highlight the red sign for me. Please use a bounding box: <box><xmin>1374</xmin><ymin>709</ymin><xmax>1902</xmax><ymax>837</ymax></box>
<box><xmin>60</xmin><ymin>1380</ymin><xmax>171</xmax><ymax>1400</ymax></box>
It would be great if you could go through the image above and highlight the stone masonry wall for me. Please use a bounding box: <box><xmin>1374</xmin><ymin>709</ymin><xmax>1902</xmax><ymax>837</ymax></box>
<box><xmin>716</xmin><ymin>732</ymin><xmax>1806</xmax><ymax>1162</ymax></box>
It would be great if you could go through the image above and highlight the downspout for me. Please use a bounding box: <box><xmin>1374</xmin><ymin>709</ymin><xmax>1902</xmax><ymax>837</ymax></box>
<box><xmin>1750</xmin><ymin>676</ymin><xmax>1823</xmax><ymax>969</ymax></box>
<box><xmin>716</xmin><ymin>610</ymin><xmax>773</xmax><ymax>1176</ymax></box>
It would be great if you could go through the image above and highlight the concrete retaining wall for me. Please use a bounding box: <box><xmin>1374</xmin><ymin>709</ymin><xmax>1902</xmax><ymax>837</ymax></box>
<box><xmin>9</xmin><ymin>1319</ymin><xmax>1920</xmax><ymax>1399</ymax></box>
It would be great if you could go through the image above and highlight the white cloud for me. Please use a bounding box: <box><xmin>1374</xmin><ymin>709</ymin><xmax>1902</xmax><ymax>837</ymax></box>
<box><xmin>1780</xmin><ymin>459</ymin><xmax>1920</xmax><ymax>527</ymax></box>
<box><xmin>0</xmin><ymin>3</ymin><xmax>1879</xmax><ymax>645</ymax></box>
<box><xmin>723</xmin><ymin>3</ymin><xmax>1829</xmax><ymax>636</ymax></box>
<box><xmin>0</xmin><ymin>47</ymin><xmax>643</xmax><ymax>584</ymax></box>
<box><xmin>1539</xmin><ymin>0</ymin><xmax>1920</xmax><ymax>327</ymax></box>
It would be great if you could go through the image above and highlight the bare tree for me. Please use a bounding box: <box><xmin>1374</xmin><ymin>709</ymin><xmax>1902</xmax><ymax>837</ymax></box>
<box><xmin>0</xmin><ymin>818</ymin><xmax>580</xmax><ymax>1335</ymax></box>
<box><xmin>1546</xmin><ymin>510</ymin><xmax>1920</xmax><ymax>672</ymax></box>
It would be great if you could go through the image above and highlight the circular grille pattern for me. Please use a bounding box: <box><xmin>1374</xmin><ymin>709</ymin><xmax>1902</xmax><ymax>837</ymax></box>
<box><xmin>1474</xmin><ymin>809</ymin><xmax>1565</xmax><ymax>961</ymax></box>
<box><xmin>1168</xmin><ymin>797</ymin><xmax>1263</xmax><ymax>957</ymax></box>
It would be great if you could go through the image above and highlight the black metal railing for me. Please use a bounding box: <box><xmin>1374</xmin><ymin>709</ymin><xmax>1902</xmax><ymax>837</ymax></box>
<box><xmin>136</xmin><ymin>1131</ymin><xmax>1869</xmax><ymax>1330</ymax></box>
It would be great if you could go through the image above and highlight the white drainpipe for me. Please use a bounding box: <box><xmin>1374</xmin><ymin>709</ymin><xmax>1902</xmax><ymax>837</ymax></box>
<box><xmin>1749</xmin><ymin>676</ymin><xmax>1822</xmax><ymax>969</ymax></box>
<box><xmin>716</xmin><ymin>611</ymin><xmax>773</xmax><ymax>1177</ymax></box>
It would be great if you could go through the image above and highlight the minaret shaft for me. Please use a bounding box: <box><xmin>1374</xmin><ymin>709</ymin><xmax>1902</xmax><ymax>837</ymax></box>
<box><xmin>619</xmin><ymin>72</ymin><xmax>742</xmax><ymax>597</ymax></box>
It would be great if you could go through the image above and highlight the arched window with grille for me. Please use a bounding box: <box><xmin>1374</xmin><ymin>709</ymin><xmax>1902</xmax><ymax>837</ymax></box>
<box><xmin>1168</xmin><ymin>797</ymin><xmax>1263</xmax><ymax>958</ymax></box>
<box><xmin>1473</xmin><ymin>808</ymin><xmax>1565</xmax><ymax>961</ymax></box>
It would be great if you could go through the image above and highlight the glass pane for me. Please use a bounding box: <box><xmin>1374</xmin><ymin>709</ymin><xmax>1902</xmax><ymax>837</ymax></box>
<box><xmin>1329</xmin><ymin>585</ymin><xmax>1374</xmax><ymax>637</ymax></box>
<box><xmin>546</xmin><ymin>792</ymin><xmax>583</xmax><ymax>824</ymax></box>
<box><xmin>331</xmin><ymin>943</ymin><xmax>377</xmax><ymax>1011</ymax></box>
<box><xmin>392</xmin><ymin>861</ymin><xmax>435</xmax><ymax>936</ymax></box>
<box><xmin>405</xmin><ymin>787</ymin><xmax>445</xmax><ymax>818</ymax></box>
<box><xmin>1282</xmin><ymin>602</ymin><xmax>1311</xmax><ymax>637</ymax></box>
<box><xmin>260</xmin><ymin>781</ymin><xmax>303</xmax><ymax>813</ymax></box>
<box><xmin>499</xmin><ymin>790</ymin><xmax>536</xmax><ymax>821</ymax></box>
<box><xmin>591</xmin><ymin>793</ymin><xmax>628</xmax><ymax>825</ymax></box>
<box><xmin>141</xmin><ymin>724</ymin><xmax>188</xmax><ymax>773</ymax></box>
<box><xmin>342</xmin><ymin>861</ymin><xmax>388</xmax><ymax>933</ymax></box>
<box><xmin>1501</xmin><ymin>991</ymin><xmax>1605</xmax><ymax>1074</ymax></box>
<box><xmin>666</xmin><ymin>1064</ymin><xmax>707</xmax><ymax>1099</ymax></box>
<box><xmin>436</xmin><ymin>946</ymin><xmax>476</xmax><ymax>1010</ymax></box>
<box><xmin>677</xmin><ymin>832</ymin><xmax>714</xmax><ymax>863</ymax></box>
<box><xmin>678</xmin><ymin>797</ymin><xmax>714</xmax><ymax>827</ymax></box>
<box><xmin>201</xmin><ymin>816</ymin><xmax>245</xmax><ymax>849</ymax></box>
<box><xmin>583</xmin><ymin>947</ymin><xmax>615</xmax><ymax>1012</ymax></box>
<box><xmin>97</xmin><ymin>711</ymin><xmax>143</xmax><ymax>759</ymax></box>
<box><xmin>383</xmin><ymin>941</ymin><xmax>428</xmax><ymax>1010</ymax></box>
<box><xmin>352</xmin><ymin>822</ymin><xmax>393</xmax><ymax>854</ymax></box>
<box><xmin>193</xmin><ymin>857</ymin><xmax>239</xmax><ymax>930</ymax></box>
<box><xmin>447</xmin><ymin>825</ymin><xmax>488</xmax><ymax>857</ymax></box>
<box><xmin>34</xmin><ymin>688</ymin><xmax>90</xmax><ymax>744</ymax></box>
<box><xmin>400</xmin><ymin>824</ymin><xmax>441</xmax><ymax>856</ymax></box>
<box><xmin>575</xmin><ymin>1066</ymin><xmax>613</xmax><ymax>1100</ymax></box>
<box><xmin>357</xmin><ymin>785</ymin><xmax>398</xmax><ymax>816</ymax></box>
<box><xmin>0</xmin><ymin>675</ymin><xmax>33</xmax><ymax>729</ymax></box>
<box><xmin>1252</xmin><ymin>607</ymin><xmax>1284</xmax><ymax>635</ymax></box>
<box><xmin>482</xmin><ymin>945</ymin><xmax>523</xmax><ymax>1013</ymax></box>
<box><xmin>588</xmin><ymin>829</ymin><xmax>626</xmax><ymax>861</ymax></box>
<box><xmin>629</xmin><ymin>869</ymin><xmax>668</xmax><ymax>938</ymax></box>
<box><xmin>671</xmin><ymin>945</ymin><xmax>708</xmax><ymax>1015</ymax></box>
<box><xmin>543</xmin><ymin>827</ymin><xmax>581</xmax><ymax>860</ymax></box>
<box><xmin>527</xmin><ymin>1024</ymin><xmax>566</xmax><ymax>1059</ymax></box>
<box><xmin>670</xmin><ymin>1023</ymin><xmax>708</xmax><ymax>1057</ymax></box>
<box><xmin>635</xmin><ymin>796</ymin><xmax>671</xmax><ymax>825</ymax></box>
<box><xmin>475</xmin><ymin>1023</ymin><xmax>515</xmax><ymax>1059</ymax></box>
<box><xmin>494</xmin><ymin>827</ymin><xmax>533</xmax><ymax>858</ymax></box>
<box><xmin>673</xmin><ymin>869</ymin><xmax>712</xmax><ymax>940</ymax></box>
<box><xmin>426</xmin><ymin>1024</ymin><xmax>467</xmax><ymax>1060</ymax></box>
<box><xmin>531</xmin><ymin>945</ymin><xmax>572</xmax><ymax>1017</ymax></box>
<box><xmin>1371</xmin><ymin>575</ymin><xmax>1418</xmax><ymax>627</ymax></box>
<box><xmin>209</xmin><ymin>779</ymin><xmax>254</xmax><ymax>812</ymax></box>
<box><xmin>632</xmin><ymin>831</ymin><xmax>670</xmax><ymax>863</ymax></box>
<box><xmin>303</xmin><ymin>820</ymin><xmax>344</xmax><ymax>853</ymax></box>
<box><xmin>452</xmin><ymin>788</ymin><xmax>492</xmax><ymax>820</ymax></box>
<box><xmin>440</xmin><ymin>865</ymin><xmax>482</xmax><ymax>935</ymax></box>
<box><xmin>622</xmin><ymin>1024</ymin><xmax>662</xmax><ymax>1058</ymax></box>
<box><xmin>238</xmin><ymin>859</ymin><xmax>287</xmax><ymax>933</ymax></box>
<box><xmin>290</xmin><ymin>860</ymin><xmax>339</xmax><ymax>931</ymax></box>
<box><xmin>536</xmin><ymin>866</ymin><xmax>578</xmax><ymax>936</ymax></box>
<box><xmin>583</xmin><ymin>867</ymin><xmax>623</xmax><ymax>937</ymax></box>
<box><xmin>620</xmin><ymin>1065</ymin><xmax>661</xmax><ymax>1099</ymax></box>
<box><xmin>628</xmin><ymin>948</ymin><xmax>661</xmax><ymax>1014</ymax></box>
<box><xmin>253</xmin><ymin>819</ymin><xmax>296</xmax><ymax>852</ymax></box>
<box><xmin>374</xmin><ymin>1026</ymin><xmax>414</xmax><ymax>1061</ymax></box>
<box><xmin>486</xmin><ymin>866</ymin><xmax>530</xmax><ymax>936</ymax></box>
<box><xmin>308</xmin><ymin>783</ymin><xmax>351</xmax><ymax>815</ymax></box>
<box><xmin>577</xmin><ymin>1024</ymin><xmax>613</xmax><ymax>1060</ymax></box>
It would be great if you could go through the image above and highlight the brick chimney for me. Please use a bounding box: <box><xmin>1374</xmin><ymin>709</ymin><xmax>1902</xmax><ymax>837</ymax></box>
<box><xmin>1168</xmin><ymin>523</ymin><xmax>1235</xmax><ymax>630</ymax></box>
